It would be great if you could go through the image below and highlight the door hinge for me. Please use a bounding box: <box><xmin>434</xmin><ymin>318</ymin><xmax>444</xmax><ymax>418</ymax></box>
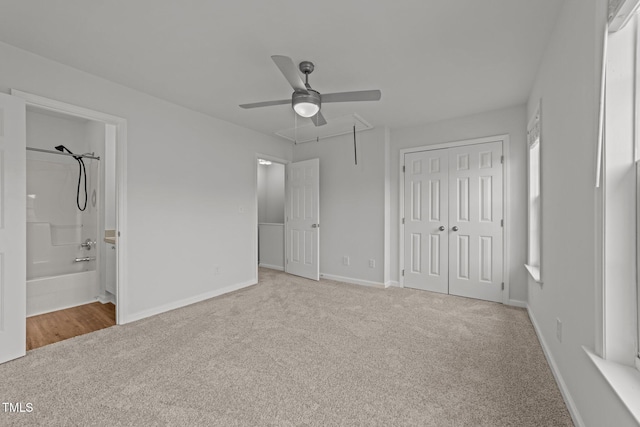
<box><xmin>402</xmin><ymin>218</ymin><xmax>405</xmax><ymax>225</ymax></box>
<box><xmin>402</xmin><ymin>269</ymin><xmax>405</xmax><ymax>276</ymax></box>
<box><xmin>501</xmin><ymin>282</ymin><xmax>504</xmax><ymax>291</ymax></box>
<box><xmin>501</xmin><ymin>219</ymin><xmax>504</xmax><ymax>227</ymax></box>
<box><xmin>501</xmin><ymin>155</ymin><xmax>504</xmax><ymax>164</ymax></box>
<box><xmin>402</xmin><ymin>165</ymin><xmax>405</xmax><ymax>173</ymax></box>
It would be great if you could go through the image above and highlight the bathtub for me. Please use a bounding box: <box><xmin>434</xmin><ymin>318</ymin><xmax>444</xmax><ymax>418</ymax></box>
<box><xmin>26</xmin><ymin>222</ymin><xmax>100</xmax><ymax>317</ymax></box>
<box><xmin>27</xmin><ymin>270</ymin><xmax>100</xmax><ymax>317</ymax></box>
<box><xmin>26</xmin><ymin>221</ymin><xmax>100</xmax><ymax>317</ymax></box>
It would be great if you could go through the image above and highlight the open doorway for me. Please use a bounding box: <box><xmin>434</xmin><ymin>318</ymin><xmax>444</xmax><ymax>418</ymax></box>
<box><xmin>257</xmin><ymin>157</ymin><xmax>286</xmax><ymax>274</ymax></box>
<box><xmin>12</xmin><ymin>90</ymin><xmax>127</xmax><ymax>351</ymax></box>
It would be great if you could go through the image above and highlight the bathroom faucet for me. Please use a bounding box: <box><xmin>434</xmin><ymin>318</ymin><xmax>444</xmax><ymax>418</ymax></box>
<box><xmin>80</xmin><ymin>239</ymin><xmax>96</xmax><ymax>250</ymax></box>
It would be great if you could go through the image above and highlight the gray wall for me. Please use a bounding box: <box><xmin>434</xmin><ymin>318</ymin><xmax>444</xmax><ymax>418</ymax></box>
<box><xmin>525</xmin><ymin>0</ymin><xmax>637</xmax><ymax>425</ymax></box>
<box><xmin>0</xmin><ymin>40</ymin><xmax>293</xmax><ymax>321</ymax></box>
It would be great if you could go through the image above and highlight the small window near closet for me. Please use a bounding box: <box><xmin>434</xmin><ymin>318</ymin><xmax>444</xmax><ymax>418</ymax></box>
<box><xmin>526</xmin><ymin>103</ymin><xmax>542</xmax><ymax>284</ymax></box>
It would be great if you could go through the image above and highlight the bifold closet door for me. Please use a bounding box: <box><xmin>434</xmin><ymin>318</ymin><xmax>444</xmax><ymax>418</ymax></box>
<box><xmin>447</xmin><ymin>141</ymin><xmax>503</xmax><ymax>302</ymax></box>
<box><xmin>403</xmin><ymin>149</ymin><xmax>449</xmax><ymax>294</ymax></box>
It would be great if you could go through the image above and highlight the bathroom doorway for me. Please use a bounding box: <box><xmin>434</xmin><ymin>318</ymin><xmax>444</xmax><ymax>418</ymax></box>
<box><xmin>256</xmin><ymin>156</ymin><xmax>286</xmax><ymax>277</ymax></box>
<box><xmin>13</xmin><ymin>90</ymin><xmax>127</xmax><ymax>350</ymax></box>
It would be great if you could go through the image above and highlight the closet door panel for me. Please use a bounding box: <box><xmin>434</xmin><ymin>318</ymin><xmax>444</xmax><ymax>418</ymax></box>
<box><xmin>403</xmin><ymin>150</ymin><xmax>449</xmax><ymax>293</ymax></box>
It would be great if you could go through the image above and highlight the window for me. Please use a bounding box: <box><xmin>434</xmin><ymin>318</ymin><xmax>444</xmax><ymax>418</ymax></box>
<box><xmin>601</xmin><ymin>6</ymin><xmax>640</xmax><ymax>371</ymax></box>
<box><xmin>526</xmin><ymin>105</ymin><xmax>542</xmax><ymax>283</ymax></box>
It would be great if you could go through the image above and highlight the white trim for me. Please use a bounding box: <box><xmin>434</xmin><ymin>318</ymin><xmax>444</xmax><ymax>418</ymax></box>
<box><xmin>254</xmin><ymin>153</ymin><xmax>289</xmax><ymax>285</ymax></box>
<box><xmin>385</xmin><ymin>280</ymin><xmax>400</xmax><ymax>288</ymax></box>
<box><xmin>320</xmin><ymin>273</ymin><xmax>385</xmax><ymax>289</ymax></box>
<box><xmin>97</xmin><ymin>292</ymin><xmax>116</xmax><ymax>305</ymax></box>
<box><xmin>507</xmin><ymin>299</ymin><xmax>527</xmax><ymax>308</ymax></box>
<box><xmin>584</xmin><ymin>346</ymin><xmax>640</xmax><ymax>424</ymax></box>
<box><xmin>527</xmin><ymin>305</ymin><xmax>585</xmax><ymax>427</ymax></box>
<box><xmin>609</xmin><ymin>0</ymin><xmax>640</xmax><ymax>32</ymax></box>
<box><xmin>398</xmin><ymin>134</ymin><xmax>511</xmax><ymax>303</ymax></box>
<box><xmin>259</xmin><ymin>263</ymin><xmax>285</xmax><ymax>271</ymax></box>
<box><xmin>11</xmin><ymin>89</ymin><xmax>129</xmax><ymax>326</ymax></box>
<box><xmin>524</xmin><ymin>264</ymin><xmax>543</xmax><ymax>284</ymax></box>
<box><xmin>596</xmin><ymin>22</ymin><xmax>608</xmax><ymax>187</ymax></box>
<box><xmin>126</xmin><ymin>279</ymin><xmax>257</xmax><ymax>324</ymax></box>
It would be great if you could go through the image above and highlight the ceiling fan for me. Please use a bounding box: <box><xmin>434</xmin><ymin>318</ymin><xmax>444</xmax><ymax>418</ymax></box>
<box><xmin>239</xmin><ymin>55</ymin><xmax>382</xmax><ymax>127</ymax></box>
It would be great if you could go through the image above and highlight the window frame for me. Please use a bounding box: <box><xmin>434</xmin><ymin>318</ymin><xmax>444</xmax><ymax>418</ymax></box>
<box><xmin>525</xmin><ymin>102</ymin><xmax>542</xmax><ymax>284</ymax></box>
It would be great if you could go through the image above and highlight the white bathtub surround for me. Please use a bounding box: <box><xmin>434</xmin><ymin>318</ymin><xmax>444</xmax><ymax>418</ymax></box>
<box><xmin>26</xmin><ymin>109</ymin><xmax>102</xmax><ymax>315</ymax></box>
<box><xmin>27</xmin><ymin>271</ymin><xmax>99</xmax><ymax>317</ymax></box>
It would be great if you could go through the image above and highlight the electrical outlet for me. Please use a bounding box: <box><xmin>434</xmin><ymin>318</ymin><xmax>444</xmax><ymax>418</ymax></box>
<box><xmin>556</xmin><ymin>318</ymin><xmax>562</xmax><ymax>342</ymax></box>
<box><xmin>343</xmin><ymin>256</ymin><xmax>350</xmax><ymax>266</ymax></box>
<box><xmin>369</xmin><ymin>259</ymin><xmax>375</xmax><ymax>268</ymax></box>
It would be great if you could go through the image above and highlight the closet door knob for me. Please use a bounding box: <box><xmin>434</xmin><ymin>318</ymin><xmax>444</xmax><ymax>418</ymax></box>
<box><xmin>438</xmin><ymin>226</ymin><xmax>445</xmax><ymax>231</ymax></box>
<box><xmin>452</xmin><ymin>226</ymin><xmax>459</xmax><ymax>232</ymax></box>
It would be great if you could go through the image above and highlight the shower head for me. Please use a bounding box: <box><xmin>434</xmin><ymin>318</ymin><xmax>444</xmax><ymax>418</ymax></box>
<box><xmin>54</xmin><ymin>145</ymin><xmax>81</xmax><ymax>161</ymax></box>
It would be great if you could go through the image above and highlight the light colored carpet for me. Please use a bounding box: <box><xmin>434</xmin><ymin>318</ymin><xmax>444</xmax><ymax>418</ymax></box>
<box><xmin>0</xmin><ymin>268</ymin><xmax>573</xmax><ymax>426</ymax></box>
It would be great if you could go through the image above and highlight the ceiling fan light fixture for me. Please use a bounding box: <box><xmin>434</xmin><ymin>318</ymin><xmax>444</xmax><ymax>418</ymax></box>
<box><xmin>292</xmin><ymin>90</ymin><xmax>321</xmax><ymax>118</ymax></box>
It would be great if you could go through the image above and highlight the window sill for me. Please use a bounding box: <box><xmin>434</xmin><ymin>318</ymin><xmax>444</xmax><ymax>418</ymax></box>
<box><xmin>524</xmin><ymin>264</ymin><xmax>542</xmax><ymax>284</ymax></box>
<box><xmin>584</xmin><ymin>347</ymin><xmax>640</xmax><ymax>424</ymax></box>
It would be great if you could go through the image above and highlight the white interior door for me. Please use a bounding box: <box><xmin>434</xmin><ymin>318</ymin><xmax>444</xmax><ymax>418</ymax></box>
<box><xmin>448</xmin><ymin>142</ymin><xmax>503</xmax><ymax>302</ymax></box>
<box><xmin>403</xmin><ymin>149</ymin><xmax>449</xmax><ymax>293</ymax></box>
<box><xmin>403</xmin><ymin>141</ymin><xmax>503</xmax><ymax>303</ymax></box>
<box><xmin>0</xmin><ymin>93</ymin><xmax>27</xmax><ymax>364</ymax></box>
<box><xmin>285</xmin><ymin>159</ymin><xmax>319</xmax><ymax>280</ymax></box>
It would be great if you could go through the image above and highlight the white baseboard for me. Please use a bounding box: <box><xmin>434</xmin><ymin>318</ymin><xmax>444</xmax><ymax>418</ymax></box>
<box><xmin>385</xmin><ymin>280</ymin><xmax>400</xmax><ymax>288</ymax></box>
<box><xmin>258</xmin><ymin>263</ymin><xmax>284</xmax><ymax>271</ymax></box>
<box><xmin>123</xmin><ymin>279</ymin><xmax>257</xmax><ymax>324</ymax></box>
<box><xmin>527</xmin><ymin>305</ymin><xmax>585</xmax><ymax>427</ymax></box>
<box><xmin>507</xmin><ymin>299</ymin><xmax>527</xmax><ymax>308</ymax></box>
<box><xmin>320</xmin><ymin>273</ymin><xmax>384</xmax><ymax>289</ymax></box>
<box><xmin>97</xmin><ymin>292</ymin><xmax>116</xmax><ymax>305</ymax></box>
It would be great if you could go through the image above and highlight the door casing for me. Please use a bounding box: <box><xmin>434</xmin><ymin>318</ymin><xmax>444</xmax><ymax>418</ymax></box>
<box><xmin>399</xmin><ymin>134</ymin><xmax>511</xmax><ymax>304</ymax></box>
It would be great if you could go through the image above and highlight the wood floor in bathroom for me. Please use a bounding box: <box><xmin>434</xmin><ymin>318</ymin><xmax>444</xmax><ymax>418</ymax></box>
<box><xmin>26</xmin><ymin>302</ymin><xmax>116</xmax><ymax>351</ymax></box>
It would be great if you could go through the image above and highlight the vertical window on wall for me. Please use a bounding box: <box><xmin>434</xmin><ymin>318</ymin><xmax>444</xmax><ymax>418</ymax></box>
<box><xmin>604</xmin><ymin>5</ymin><xmax>640</xmax><ymax>369</ymax></box>
<box><xmin>526</xmin><ymin>106</ymin><xmax>542</xmax><ymax>283</ymax></box>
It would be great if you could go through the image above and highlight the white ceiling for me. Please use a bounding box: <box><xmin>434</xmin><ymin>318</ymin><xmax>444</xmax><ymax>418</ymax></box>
<box><xmin>0</xmin><ymin>1</ymin><xmax>563</xmax><ymax>138</ymax></box>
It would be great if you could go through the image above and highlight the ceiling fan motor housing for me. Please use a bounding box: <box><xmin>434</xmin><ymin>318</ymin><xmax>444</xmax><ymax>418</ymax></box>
<box><xmin>292</xmin><ymin>89</ymin><xmax>321</xmax><ymax>117</ymax></box>
<box><xmin>299</xmin><ymin>61</ymin><xmax>315</xmax><ymax>75</ymax></box>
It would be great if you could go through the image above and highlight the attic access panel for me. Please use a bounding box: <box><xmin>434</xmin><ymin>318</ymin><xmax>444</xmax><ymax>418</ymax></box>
<box><xmin>275</xmin><ymin>113</ymin><xmax>373</xmax><ymax>144</ymax></box>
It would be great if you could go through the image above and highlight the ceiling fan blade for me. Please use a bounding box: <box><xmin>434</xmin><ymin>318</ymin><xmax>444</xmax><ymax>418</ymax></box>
<box><xmin>271</xmin><ymin>55</ymin><xmax>309</xmax><ymax>94</ymax></box>
<box><xmin>321</xmin><ymin>90</ymin><xmax>382</xmax><ymax>103</ymax></box>
<box><xmin>239</xmin><ymin>99</ymin><xmax>290</xmax><ymax>109</ymax></box>
<box><xmin>311</xmin><ymin>111</ymin><xmax>327</xmax><ymax>127</ymax></box>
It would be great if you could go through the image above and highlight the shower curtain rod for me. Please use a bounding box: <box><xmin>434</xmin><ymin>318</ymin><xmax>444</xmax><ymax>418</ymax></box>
<box><xmin>26</xmin><ymin>147</ymin><xmax>100</xmax><ymax>160</ymax></box>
